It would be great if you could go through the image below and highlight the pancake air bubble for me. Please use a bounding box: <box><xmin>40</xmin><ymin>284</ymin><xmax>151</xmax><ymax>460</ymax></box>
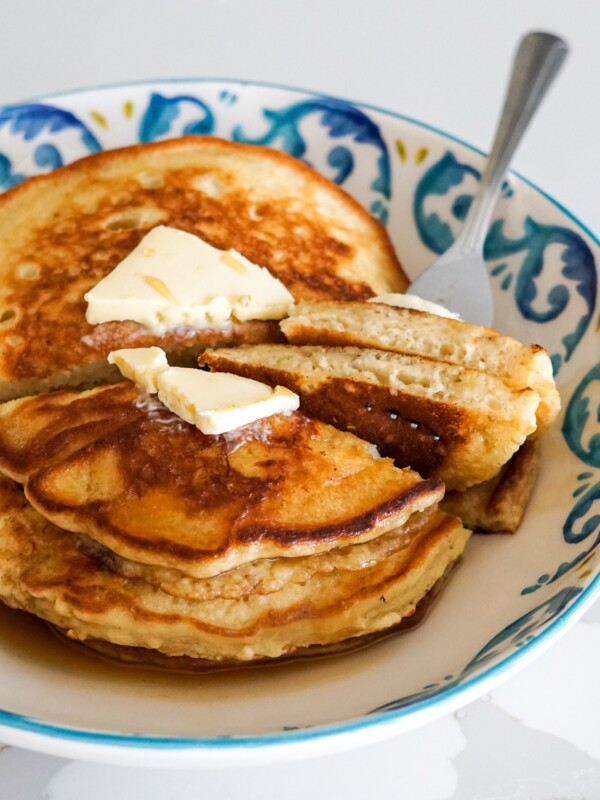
<box><xmin>137</xmin><ymin>172</ymin><xmax>164</xmax><ymax>190</ymax></box>
<box><xmin>105</xmin><ymin>214</ymin><xmax>141</xmax><ymax>231</ymax></box>
<box><xmin>0</xmin><ymin>309</ymin><xmax>17</xmax><ymax>327</ymax></box>
<box><xmin>16</xmin><ymin>262</ymin><xmax>40</xmax><ymax>280</ymax></box>
<box><xmin>105</xmin><ymin>208</ymin><xmax>165</xmax><ymax>231</ymax></box>
<box><xmin>191</xmin><ymin>173</ymin><xmax>226</xmax><ymax>198</ymax></box>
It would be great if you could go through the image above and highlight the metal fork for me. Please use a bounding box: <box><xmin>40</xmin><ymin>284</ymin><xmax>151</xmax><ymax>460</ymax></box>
<box><xmin>408</xmin><ymin>31</ymin><xmax>568</xmax><ymax>326</ymax></box>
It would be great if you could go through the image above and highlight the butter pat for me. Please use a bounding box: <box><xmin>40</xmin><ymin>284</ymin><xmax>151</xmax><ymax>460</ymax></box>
<box><xmin>108</xmin><ymin>346</ymin><xmax>299</xmax><ymax>435</ymax></box>
<box><xmin>368</xmin><ymin>293</ymin><xmax>459</xmax><ymax>319</ymax></box>
<box><xmin>85</xmin><ymin>226</ymin><xmax>295</xmax><ymax>334</ymax></box>
<box><xmin>157</xmin><ymin>368</ymin><xmax>299</xmax><ymax>435</ymax></box>
<box><xmin>107</xmin><ymin>347</ymin><xmax>169</xmax><ymax>393</ymax></box>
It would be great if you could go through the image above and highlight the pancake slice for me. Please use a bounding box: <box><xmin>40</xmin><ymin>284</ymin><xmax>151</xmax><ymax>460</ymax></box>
<box><xmin>0</xmin><ymin>383</ymin><xmax>444</xmax><ymax>578</ymax></box>
<box><xmin>441</xmin><ymin>438</ymin><xmax>541</xmax><ymax>533</ymax></box>
<box><xmin>280</xmin><ymin>300</ymin><xmax>560</xmax><ymax>431</ymax></box>
<box><xmin>200</xmin><ymin>345</ymin><xmax>540</xmax><ymax>490</ymax></box>
<box><xmin>0</xmin><ymin>136</ymin><xmax>406</xmax><ymax>401</ymax></box>
<box><xmin>0</xmin><ymin>475</ymin><xmax>470</xmax><ymax>662</ymax></box>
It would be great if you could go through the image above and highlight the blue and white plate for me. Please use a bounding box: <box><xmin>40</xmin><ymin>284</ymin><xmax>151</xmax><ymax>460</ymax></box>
<box><xmin>0</xmin><ymin>79</ymin><xmax>597</xmax><ymax>767</ymax></box>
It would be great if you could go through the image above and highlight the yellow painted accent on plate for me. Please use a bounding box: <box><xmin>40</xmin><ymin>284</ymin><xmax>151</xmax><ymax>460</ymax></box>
<box><xmin>579</xmin><ymin>552</ymin><xmax>596</xmax><ymax>568</ymax></box>
<box><xmin>415</xmin><ymin>147</ymin><xmax>429</xmax><ymax>164</ymax></box>
<box><xmin>395</xmin><ymin>139</ymin><xmax>407</xmax><ymax>163</ymax></box>
<box><xmin>90</xmin><ymin>110</ymin><xmax>108</xmax><ymax>129</ymax></box>
<box><xmin>123</xmin><ymin>100</ymin><xmax>134</xmax><ymax>119</ymax></box>
<box><xmin>578</xmin><ymin>568</ymin><xmax>593</xmax><ymax>580</ymax></box>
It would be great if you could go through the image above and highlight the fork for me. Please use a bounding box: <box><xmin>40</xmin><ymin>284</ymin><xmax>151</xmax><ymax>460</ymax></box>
<box><xmin>408</xmin><ymin>31</ymin><xmax>568</xmax><ymax>326</ymax></box>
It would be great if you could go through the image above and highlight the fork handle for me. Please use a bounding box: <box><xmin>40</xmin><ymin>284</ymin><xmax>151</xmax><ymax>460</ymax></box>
<box><xmin>454</xmin><ymin>31</ymin><xmax>568</xmax><ymax>254</ymax></box>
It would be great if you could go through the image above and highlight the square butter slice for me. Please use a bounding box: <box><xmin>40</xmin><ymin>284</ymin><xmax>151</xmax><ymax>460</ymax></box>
<box><xmin>157</xmin><ymin>368</ymin><xmax>299</xmax><ymax>435</ymax></box>
<box><xmin>108</xmin><ymin>346</ymin><xmax>299</xmax><ymax>434</ymax></box>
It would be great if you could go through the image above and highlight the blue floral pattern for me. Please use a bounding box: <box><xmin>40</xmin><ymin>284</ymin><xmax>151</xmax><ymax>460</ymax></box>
<box><xmin>139</xmin><ymin>92</ymin><xmax>215</xmax><ymax>142</ymax></box>
<box><xmin>232</xmin><ymin>97</ymin><xmax>391</xmax><ymax>223</ymax></box>
<box><xmin>414</xmin><ymin>152</ymin><xmax>597</xmax><ymax>373</ymax></box>
<box><xmin>0</xmin><ymin>103</ymin><xmax>100</xmax><ymax>189</ymax></box>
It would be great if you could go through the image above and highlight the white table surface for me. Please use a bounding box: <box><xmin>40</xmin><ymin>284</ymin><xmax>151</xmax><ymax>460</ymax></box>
<box><xmin>1</xmin><ymin>0</ymin><xmax>599</xmax><ymax>796</ymax></box>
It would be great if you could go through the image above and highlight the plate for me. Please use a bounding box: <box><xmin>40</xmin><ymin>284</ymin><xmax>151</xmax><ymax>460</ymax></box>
<box><xmin>0</xmin><ymin>79</ymin><xmax>597</xmax><ymax>767</ymax></box>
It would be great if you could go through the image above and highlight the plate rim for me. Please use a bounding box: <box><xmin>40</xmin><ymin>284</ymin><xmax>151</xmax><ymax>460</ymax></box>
<box><xmin>0</xmin><ymin>76</ymin><xmax>598</xmax><ymax>755</ymax></box>
<box><xmin>0</xmin><ymin>578</ymin><xmax>598</xmax><ymax>755</ymax></box>
<box><xmin>12</xmin><ymin>74</ymin><xmax>598</xmax><ymax>248</ymax></box>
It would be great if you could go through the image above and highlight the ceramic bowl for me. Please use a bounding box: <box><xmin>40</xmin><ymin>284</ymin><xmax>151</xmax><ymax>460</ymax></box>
<box><xmin>0</xmin><ymin>79</ymin><xmax>597</xmax><ymax>767</ymax></box>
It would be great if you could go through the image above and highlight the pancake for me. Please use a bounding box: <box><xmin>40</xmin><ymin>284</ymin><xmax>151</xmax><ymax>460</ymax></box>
<box><xmin>0</xmin><ymin>382</ymin><xmax>444</xmax><ymax>578</ymax></box>
<box><xmin>0</xmin><ymin>136</ymin><xmax>407</xmax><ymax>401</ymax></box>
<box><xmin>0</xmin><ymin>475</ymin><xmax>469</xmax><ymax>662</ymax></box>
<box><xmin>280</xmin><ymin>299</ymin><xmax>560</xmax><ymax>431</ymax></box>
<box><xmin>76</xmin><ymin>508</ymin><xmax>440</xmax><ymax>602</ymax></box>
<box><xmin>50</xmin><ymin>572</ymin><xmax>447</xmax><ymax>672</ymax></box>
<box><xmin>0</xmin><ymin>381</ymin><xmax>144</xmax><ymax>483</ymax></box>
<box><xmin>441</xmin><ymin>438</ymin><xmax>541</xmax><ymax>533</ymax></box>
<box><xmin>200</xmin><ymin>345</ymin><xmax>540</xmax><ymax>490</ymax></box>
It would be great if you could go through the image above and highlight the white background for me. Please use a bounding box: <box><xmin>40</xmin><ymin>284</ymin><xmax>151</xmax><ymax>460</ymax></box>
<box><xmin>0</xmin><ymin>1</ymin><xmax>599</xmax><ymax>797</ymax></box>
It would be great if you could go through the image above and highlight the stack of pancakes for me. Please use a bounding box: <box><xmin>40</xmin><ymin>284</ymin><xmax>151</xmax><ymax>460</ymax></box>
<box><xmin>0</xmin><ymin>136</ymin><xmax>560</xmax><ymax>669</ymax></box>
<box><xmin>0</xmin><ymin>137</ymin><xmax>480</xmax><ymax>669</ymax></box>
<box><xmin>0</xmin><ymin>382</ymin><xmax>470</xmax><ymax>667</ymax></box>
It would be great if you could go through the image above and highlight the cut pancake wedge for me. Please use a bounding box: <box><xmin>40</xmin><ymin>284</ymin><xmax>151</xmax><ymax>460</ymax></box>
<box><xmin>441</xmin><ymin>438</ymin><xmax>541</xmax><ymax>534</ymax></box>
<box><xmin>201</xmin><ymin>344</ymin><xmax>540</xmax><ymax>490</ymax></box>
<box><xmin>281</xmin><ymin>300</ymin><xmax>560</xmax><ymax>430</ymax></box>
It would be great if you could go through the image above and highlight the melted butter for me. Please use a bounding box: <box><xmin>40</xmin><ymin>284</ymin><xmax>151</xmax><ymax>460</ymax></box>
<box><xmin>110</xmin><ymin>347</ymin><xmax>299</xmax><ymax>435</ymax></box>
<box><xmin>142</xmin><ymin>275</ymin><xmax>180</xmax><ymax>305</ymax></box>
<box><xmin>220</xmin><ymin>252</ymin><xmax>247</xmax><ymax>275</ymax></box>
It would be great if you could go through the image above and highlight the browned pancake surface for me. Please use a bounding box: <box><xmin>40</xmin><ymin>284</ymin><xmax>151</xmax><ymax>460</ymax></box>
<box><xmin>0</xmin><ymin>383</ymin><xmax>443</xmax><ymax>577</ymax></box>
<box><xmin>441</xmin><ymin>438</ymin><xmax>541</xmax><ymax>533</ymax></box>
<box><xmin>200</xmin><ymin>345</ymin><xmax>540</xmax><ymax>490</ymax></box>
<box><xmin>0</xmin><ymin>382</ymin><xmax>143</xmax><ymax>482</ymax></box>
<box><xmin>0</xmin><ymin>137</ymin><xmax>406</xmax><ymax>398</ymax></box>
